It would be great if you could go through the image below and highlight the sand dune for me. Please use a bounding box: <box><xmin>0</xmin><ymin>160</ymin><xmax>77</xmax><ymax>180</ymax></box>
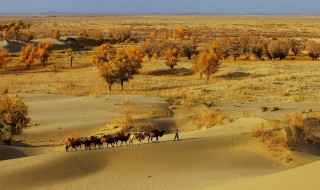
<box><xmin>1</xmin><ymin>94</ymin><xmax>320</xmax><ymax>190</ymax></box>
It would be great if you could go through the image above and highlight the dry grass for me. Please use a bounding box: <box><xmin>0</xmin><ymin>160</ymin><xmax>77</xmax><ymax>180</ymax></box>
<box><xmin>194</xmin><ymin>109</ymin><xmax>231</xmax><ymax>129</ymax></box>
<box><xmin>251</xmin><ymin>122</ymin><xmax>292</xmax><ymax>163</ymax></box>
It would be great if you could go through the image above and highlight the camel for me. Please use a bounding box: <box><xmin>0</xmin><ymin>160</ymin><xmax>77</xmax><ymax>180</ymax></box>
<box><xmin>65</xmin><ymin>138</ymin><xmax>81</xmax><ymax>152</ymax></box>
<box><xmin>129</xmin><ymin>131</ymin><xmax>146</xmax><ymax>145</ymax></box>
<box><xmin>148</xmin><ymin>129</ymin><xmax>165</xmax><ymax>143</ymax></box>
<box><xmin>116</xmin><ymin>133</ymin><xmax>131</xmax><ymax>146</ymax></box>
<box><xmin>79</xmin><ymin>137</ymin><xmax>91</xmax><ymax>150</ymax></box>
<box><xmin>90</xmin><ymin>136</ymin><xmax>102</xmax><ymax>149</ymax></box>
<box><xmin>101</xmin><ymin>135</ymin><xmax>118</xmax><ymax>148</ymax></box>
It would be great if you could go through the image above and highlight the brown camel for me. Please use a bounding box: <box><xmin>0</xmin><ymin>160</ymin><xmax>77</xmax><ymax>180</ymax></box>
<box><xmin>101</xmin><ymin>135</ymin><xmax>118</xmax><ymax>148</ymax></box>
<box><xmin>148</xmin><ymin>129</ymin><xmax>165</xmax><ymax>143</ymax></box>
<box><xmin>117</xmin><ymin>133</ymin><xmax>131</xmax><ymax>146</ymax></box>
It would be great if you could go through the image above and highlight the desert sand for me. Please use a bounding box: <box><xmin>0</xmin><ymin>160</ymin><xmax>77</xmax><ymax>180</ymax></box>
<box><xmin>0</xmin><ymin>93</ymin><xmax>319</xmax><ymax>190</ymax></box>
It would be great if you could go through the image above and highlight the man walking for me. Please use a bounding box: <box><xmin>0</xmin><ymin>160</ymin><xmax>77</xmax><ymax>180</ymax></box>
<box><xmin>174</xmin><ymin>129</ymin><xmax>179</xmax><ymax>141</ymax></box>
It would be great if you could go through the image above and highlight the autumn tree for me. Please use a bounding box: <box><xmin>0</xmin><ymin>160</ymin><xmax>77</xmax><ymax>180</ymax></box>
<box><xmin>162</xmin><ymin>31</ymin><xmax>169</xmax><ymax>40</ymax></box>
<box><xmin>308</xmin><ymin>41</ymin><xmax>320</xmax><ymax>60</ymax></box>
<box><xmin>36</xmin><ymin>41</ymin><xmax>54</xmax><ymax>67</ymax></box>
<box><xmin>2</xmin><ymin>28</ymin><xmax>13</xmax><ymax>41</ymax></box>
<box><xmin>250</xmin><ymin>37</ymin><xmax>265</xmax><ymax>60</ymax></box>
<box><xmin>37</xmin><ymin>34</ymin><xmax>45</xmax><ymax>39</ymax></box>
<box><xmin>218</xmin><ymin>38</ymin><xmax>231</xmax><ymax>59</ymax></box>
<box><xmin>19</xmin><ymin>44</ymin><xmax>37</xmax><ymax>69</ymax></box>
<box><xmin>76</xmin><ymin>28</ymin><xmax>89</xmax><ymax>38</ymax></box>
<box><xmin>115</xmin><ymin>46</ymin><xmax>144</xmax><ymax>90</ymax></box>
<box><xmin>290</xmin><ymin>39</ymin><xmax>301</xmax><ymax>56</ymax></box>
<box><xmin>150</xmin><ymin>30</ymin><xmax>158</xmax><ymax>39</ymax></box>
<box><xmin>52</xmin><ymin>29</ymin><xmax>61</xmax><ymax>40</ymax></box>
<box><xmin>238</xmin><ymin>35</ymin><xmax>252</xmax><ymax>55</ymax></box>
<box><xmin>91</xmin><ymin>43</ymin><xmax>113</xmax><ymax>67</ymax></box>
<box><xmin>7</xmin><ymin>20</ymin><xmax>30</xmax><ymax>43</ymax></box>
<box><xmin>266</xmin><ymin>39</ymin><xmax>290</xmax><ymax>60</ymax></box>
<box><xmin>99</xmin><ymin>62</ymin><xmax>118</xmax><ymax>91</ymax></box>
<box><xmin>173</xmin><ymin>28</ymin><xmax>187</xmax><ymax>39</ymax></box>
<box><xmin>194</xmin><ymin>41</ymin><xmax>221</xmax><ymax>81</ymax></box>
<box><xmin>163</xmin><ymin>48</ymin><xmax>181</xmax><ymax>73</ymax></box>
<box><xmin>98</xmin><ymin>46</ymin><xmax>144</xmax><ymax>91</ymax></box>
<box><xmin>140</xmin><ymin>39</ymin><xmax>157</xmax><ymax>59</ymax></box>
<box><xmin>0</xmin><ymin>50</ymin><xmax>10</xmax><ymax>70</ymax></box>
<box><xmin>228</xmin><ymin>37</ymin><xmax>243</xmax><ymax>62</ymax></box>
<box><xmin>23</xmin><ymin>31</ymin><xmax>34</xmax><ymax>42</ymax></box>
<box><xmin>0</xmin><ymin>96</ymin><xmax>30</xmax><ymax>145</ymax></box>
<box><xmin>180</xmin><ymin>42</ymin><xmax>198</xmax><ymax>60</ymax></box>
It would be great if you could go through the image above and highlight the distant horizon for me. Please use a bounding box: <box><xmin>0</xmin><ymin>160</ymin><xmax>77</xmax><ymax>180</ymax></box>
<box><xmin>1</xmin><ymin>12</ymin><xmax>320</xmax><ymax>16</ymax></box>
<box><xmin>0</xmin><ymin>0</ymin><xmax>319</xmax><ymax>15</ymax></box>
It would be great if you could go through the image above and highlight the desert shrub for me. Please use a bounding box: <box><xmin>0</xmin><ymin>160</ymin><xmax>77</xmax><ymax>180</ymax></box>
<box><xmin>107</xmin><ymin>28</ymin><xmax>131</xmax><ymax>43</ymax></box>
<box><xmin>271</xmin><ymin>107</ymin><xmax>280</xmax><ymax>111</ymax></box>
<box><xmin>260</xmin><ymin>106</ymin><xmax>268</xmax><ymax>112</ymax></box>
<box><xmin>282</xmin><ymin>114</ymin><xmax>315</xmax><ymax>144</ymax></box>
<box><xmin>251</xmin><ymin>122</ymin><xmax>291</xmax><ymax>162</ymax></box>
<box><xmin>194</xmin><ymin>109</ymin><xmax>230</xmax><ymax>129</ymax></box>
<box><xmin>307</xmin><ymin>41</ymin><xmax>320</xmax><ymax>60</ymax></box>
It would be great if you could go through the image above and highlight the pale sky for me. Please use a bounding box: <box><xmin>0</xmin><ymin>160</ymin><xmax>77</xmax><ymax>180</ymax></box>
<box><xmin>0</xmin><ymin>0</ymin><xmax>319</xmax><ymax>14</ymax></box>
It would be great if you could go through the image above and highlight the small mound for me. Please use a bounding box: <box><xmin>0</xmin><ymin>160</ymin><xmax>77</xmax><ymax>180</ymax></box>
<box><xmin>0</xmin><ymin>38</ymin><xmax>74</xmax><ymax>53</ymax></box>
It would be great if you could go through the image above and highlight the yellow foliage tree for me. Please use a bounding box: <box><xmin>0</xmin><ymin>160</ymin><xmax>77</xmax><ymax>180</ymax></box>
<box><xmin>25</xmin><ymin>31</ymin><xmax>34</xmax><ymax>42</ymax></box>
<box><xmin>173</xmin><ymin>28</ymin><xmax>187</xmax><ymax>39</ymax></box>
<box><xmin>0</xmin><ymin>50</ymin><xmax>9</xmax><ymax>70</ymax></box>
<box><xmin>36</xmin><ymin>41</ymin><xmax>54</xmax><ymax>67</ymax></box>
<box><xmin>0</xmin><ymin>96</ymin><xmax>30</xmax><ymax>145</ymax></box>
<box><xmin>52</xmin><ymin>29</ymin><xmax>61</xmax><ymax>40</ymax></box>
<box><xmin>19</xmin><ymin>44</ymin><xmax>37</xmax><ymax>69</ymax></box>
<box><xmin>76</xmin><ymin>28</ymin><xmax>89</xmax><ymax>38</ymax></box>
<box><xmin>91</xmin><ymin>43</ymin><xmax>113</xmax><ymax>67</ymax></box>
<box><xmin>163</xmin><ymin>48</ymin><xmax>181</xmax><ymax>73</ymax></box>
<box><xmin>150</xmin><ymin>30</ymin><xmax>158</xmax><ymax>39</ymax></box>
<box><xmin>98</xmin><ymin>45</ymin><xmax>144</xmax><ymax>91</ymax></box>
<box><xmin>162</xmin><ymin>31</ymin><xmax>169</xmax><ymax>40</ymax></box>
<box><xmin>194</xmin><ymin>50</ymin><xmax>220</xmax><ymax>81</ymax></box>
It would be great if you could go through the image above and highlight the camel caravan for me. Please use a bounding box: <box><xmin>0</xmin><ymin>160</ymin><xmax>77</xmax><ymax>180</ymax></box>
<box><xmin>65</xmin><ymin>129</ymin><xmax>166</xmax><ymax>152</ymax></box>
